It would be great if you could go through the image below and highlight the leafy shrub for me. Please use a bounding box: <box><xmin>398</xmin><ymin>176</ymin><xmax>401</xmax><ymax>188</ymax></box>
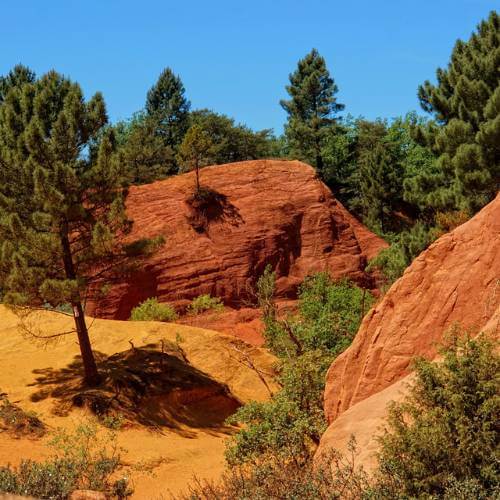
<box><xmin>187</xmin><ymin>294</ymin><xmax>224</xmax><ymax>315</ymax></box>
<box><xmin>129</xmin><ymin>297</ymin><xmax>178</xmax><ymax>322</ymax></box>
<box><xmin>226</xmin><ymin>272</ymin><xmax>372</xmax><ymax>466</ymax></box>
<box><xmin>372</xmin><ymin>333</ymin><xmax>500</xmax><ymax>498</ymax></box>
<box><xmin>225</xmin><ymin>350</ymin><xmax>332</xmax><ymax>466</ymax></box>
<box><xmin>0</xmin><ymin>420</ymin><xmax>132</xmax><ymax>499</ymax></box>
<box><xmin>262</xmin><ymin>273</ymin><xmax>373</xmax><ymax>357</ymax></box>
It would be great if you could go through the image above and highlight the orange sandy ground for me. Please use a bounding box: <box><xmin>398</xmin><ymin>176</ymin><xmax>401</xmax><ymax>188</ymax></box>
<box><xmin>0</xmin><ymin>305</ymin><xmax>278</xmax><ymax>499</ymax></box>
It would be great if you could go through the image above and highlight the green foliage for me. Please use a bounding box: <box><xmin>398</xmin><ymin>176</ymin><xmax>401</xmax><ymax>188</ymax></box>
<box><xmin>114</xmin><ymin>111</ymin><xmax>175</xmax><ymax>184</ymax></box>
<box><xmin>281</xmin><ymin>48</ymin><xmax>344</xmax><ymax>170</ymax></box>
<box><xmin>263</xmin><ymin>273</ymin><xmax>373</xmax><ymax>357</ymax></box>
<box><xmin>368</xmin><ymin>222</ymin><xmax>434</xmax><ymax>286</ymax></box>
<box><xmin>145</xmin><ymin>67</ymin><xmax>190</xmax><ymax>166</ymax></box>
<box><xmin>187</xmin><ymin>294</ymin><xmax>224</xmax><ymax>315</ymax></box>
<box><xmin>177</xmin><ymin>124</ymin><xmax>216</xmax><ymax>192</ymax></box>
<box><xmin>226</xmin><ymin>350</ymin><xmax>332</xmax><ymax>466</ymax></box>
<box><xmin>0</xmin><ymin>420</ymin><xmax>131</xmax><ymax>499</ymax></box>
<box><xmin>414</xmin><ymin>11</ymin><xmax>500</xmax><ymax>213</ymax></box>
<box><xmin>189</xmin><ymin>109</ymin><xmax>277</xmax><ymax>164</ymax></box>
<box><xmin>0</xmin><ymin>64</ymin><xmax>36</xmax><ymax>103</ymax></box>
<box><xmin>129</xmin><ymin>297</ymin><xmax>178</xmax><ymax>322</ymax></box>
<box><xmin>372</xmin><ymin>333</ymin><xmax>500</xmax><ymax>498</ymax></box>
<box><xmin>227</xmin><ymin>272</ymin><xmax>372</xmax><ymax>466</ymax></box>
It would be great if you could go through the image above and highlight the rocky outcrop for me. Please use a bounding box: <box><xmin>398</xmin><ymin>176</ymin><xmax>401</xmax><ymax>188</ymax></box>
<box><xmin>323</xmin><ymin>193</ymin><xmax>500</xmax><ymax>425</ymax></box>
<box><xmin>89</xmin><ymin>160</ymin><xmax>386</xmax><ymax>320</ymax></box>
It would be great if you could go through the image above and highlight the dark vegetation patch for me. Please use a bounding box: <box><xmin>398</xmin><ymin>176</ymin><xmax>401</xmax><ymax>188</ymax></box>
<box><xmin>0</xmin><ymin>392</ymin><xmax>46</xmax><ymax>438</ymax></box>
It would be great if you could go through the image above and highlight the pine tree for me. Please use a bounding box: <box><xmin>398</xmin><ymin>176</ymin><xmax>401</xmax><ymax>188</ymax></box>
<box><xmin>177</xmin><ymin>124</ymin><xmax>215</xmax><ymax>193</ymax></box>
<box><xmin>0</xmin><ymin>64</ymin><xmax>36</xmax><ymax>103</ymax></box>
<box><xmin>145</xmin><ymin>67</ymin><xmax>190</xmax><ymax>169</ymax></box>
<box><xmin>0</xmin><ymin>71</ymin><xmax>130</xmax><ymax>386</ymax></box>
<box><xmin>413</xmin><ymin>11</ymin><xmax>500</xmax><ymax>213</ymax></box>
<box><xmin>280</xmin><ymin>49</ymin><xmax>344</xmax><ymax>171</ymax></box>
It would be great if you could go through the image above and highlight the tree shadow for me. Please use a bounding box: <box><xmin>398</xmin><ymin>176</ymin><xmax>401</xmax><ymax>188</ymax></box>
<box><xmin>28</xmin><ymin>341</ymin><xmax>241</xmax><ymax>436</ymax></box>
<box><xmin>186</xmin><ymin>187</ymin><xmax>244</xmax><ymax>233</ymax></box>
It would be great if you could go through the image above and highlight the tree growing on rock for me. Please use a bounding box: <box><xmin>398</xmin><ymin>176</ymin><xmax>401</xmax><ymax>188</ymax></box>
<box><xmin>177</xmin><ymin>124</ymin><xmax>215</xmax><ymax>194</ymax></box>
<box><xmin>0</xmin><ymin>71</ymin><xmax>141</xmax><ymax>386</ymax></box>
<box><xmin>280</xmin><ymin>48</ymin><xmax>344</xmax><ymax>172</ymax></box>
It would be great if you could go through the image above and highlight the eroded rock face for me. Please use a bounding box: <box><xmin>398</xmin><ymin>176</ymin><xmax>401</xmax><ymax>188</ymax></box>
<box><xmin>323</xmin><ymin>193</ymin><xmax>500</xmax><ymax>425</ymax></box>
<box><xmin>89</xmin><ymin>160</ymin><xmax>386</xmax><ymax>320</ymax></box>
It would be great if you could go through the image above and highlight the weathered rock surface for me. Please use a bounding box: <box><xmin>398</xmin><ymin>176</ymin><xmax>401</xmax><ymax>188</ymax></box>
<box><xmin>323</xmin><ymin>192</ymin><xmax>500</xmax><ymax>425</ymax></box>
<box><xmin>89</xmin><ymin>160</ymin><xmax>386</xmax><ymax>320</ymax></box>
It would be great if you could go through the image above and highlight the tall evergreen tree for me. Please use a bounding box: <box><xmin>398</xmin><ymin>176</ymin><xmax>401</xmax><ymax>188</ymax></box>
<box><xmin>0</xmin><ymin>71</ymin><xmax>130</xmax><ymax>386</ymax></box>
<box><xmin>412</xmin><ymin>11</ymin><xmax>500</xmax><ymax>213</ymax></box>
<box><xmin>145</xmin><ymin>67</ymin><xmax>190</xmax><ymax>169</ymax></box>
<box><xmin>0</xmin><ymin>64</ymin><xmax>36</xmax><ymax>103</ymax></box>
<box><xmin>280</xmin><ymin>49</ymin><xmax>344</xmax><ymax>171</ymax></box>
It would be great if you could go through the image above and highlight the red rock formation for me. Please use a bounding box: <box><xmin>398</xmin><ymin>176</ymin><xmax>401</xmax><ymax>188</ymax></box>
<box><xmin>323</xmin><ymin>193</ymin><xmax>500</xmax><ymax>425</ymax></box>
<box><xmin>89</xmin><ymin>160</ymin><xmax>386</xmax><ymax>320</ymax></box>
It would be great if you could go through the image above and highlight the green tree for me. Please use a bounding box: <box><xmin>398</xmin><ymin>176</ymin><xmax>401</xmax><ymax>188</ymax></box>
<box><xmin>177</xmin><ymin>124</ymin><xmax>215</xmax><ymax>193</ymax></box>
<box><xmin>145</xmin><ymin>67</ymin><xmax>190</xmax><ymax>168</ymax></box>
<box><xmin>0</xmin><ymin>64</ymin><xmax>36</xmax><ymax>103</ymax></box>
<box><xmin>114</xmin><ymin>112</ymin><xmax>174</xmax><ymax>184</ymax></box>
<box><xmin>280</xmin><ymin>49</ymin><xmax>344</xmax><ymax>171</ymax></box>
<box><xmin>0</xmin><ymin>71</ymin><xmax>130</xmax><ymax>385</ymax></box>
<box><xmin>413</xmin><ymin>11</ymin><xmax>500</xmax><ymax>213</ymax></box>
<box><xmin>190</xmin><ymin>109</ymin><xmax>275</xmax><ymax>164</ymax></box>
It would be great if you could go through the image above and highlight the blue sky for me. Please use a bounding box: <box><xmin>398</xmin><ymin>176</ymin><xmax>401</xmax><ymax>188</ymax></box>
<box><xmin>1</xmin><ymin>1</ymin><xmax>497</xmax><ymax>133</ymax></box>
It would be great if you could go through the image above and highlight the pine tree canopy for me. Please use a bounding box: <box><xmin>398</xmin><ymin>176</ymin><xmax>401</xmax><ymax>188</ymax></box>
<box><xmin>145</xmin><ymin>67</ymin><xmax>191</xmax><ymax>159</ymax></box>
<box><xmin>414</xmin><ymin>10</ymin><xmax>500</xmax><ymax>213</ymax></box>
<box><xmin>0</xmin><ymin>64</ymin><xmax>36</xmax><ymax>103</ymax></box>
<box><xmin>280</xmin><ymin>48</ymin><xmax>344</xmax><ymax>171</ymax></box>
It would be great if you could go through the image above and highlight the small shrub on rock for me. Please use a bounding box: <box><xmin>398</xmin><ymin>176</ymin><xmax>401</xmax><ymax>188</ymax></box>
<box><xmin>187</xmin><ymin>294</ymin><xmax>224</xmax><ymax>315</ymax></box>
<box><xmin>129</xmin><ymin>297</ymin><xmax>178</xmax><ymax>322</ymax></box>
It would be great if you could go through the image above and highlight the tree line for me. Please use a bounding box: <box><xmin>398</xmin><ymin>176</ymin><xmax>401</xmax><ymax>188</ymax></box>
<box><xmin>0</xmin><ymin>10</ymin><xmax>498</xmax><ymax>386</ymax></box>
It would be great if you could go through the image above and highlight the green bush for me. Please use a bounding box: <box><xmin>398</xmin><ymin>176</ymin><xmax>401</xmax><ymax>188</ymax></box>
<box><xmin>0</xmin><ymin>420</ymin><xmax>132</xmax><ymax>499</ymax></box>
<box><xmin>187</xmin><ymin>294</ymin><xmax>224</xmax><ymax>315</ymax></box>
<box><xmin>129</xmin><ymin>297</ymin><xmax>178</xmax><ymax>322</ymax></box>
<box><xmin>262</xmin><ymin>273</ymin><xmax>373</xmax><ymax>357</ymax></box>
<box><xmin>372</xmin><ymin>333</ymin><xmax>500</xmax><ymax>498</ymax></box>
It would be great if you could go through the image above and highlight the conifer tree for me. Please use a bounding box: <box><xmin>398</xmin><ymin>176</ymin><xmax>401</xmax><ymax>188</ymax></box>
<box><xmin>413</xmin><ymin>11</ymin><xmax>500</xmax><ymax>213</ymax></box>
<box><xmin>177</xmin><ymin>124</ymin><xmax>215</xmax><ymax>193</ymax></box>
<box><xmin>0</xmin><ymin>71</ymin><xmax>129</xmax><ymax>386</ymax></box>
<box><xmin>145</xmin><ymin>67</ymin><xmax>190</xmax><ymax>169</ymax></box>
<box><xmin>280</xmin><ymin>49</ymin><xmax>344</xmax><ymax>171</ymax></box>
<box><xmin>0</xmin><ymin>64</ymin><xmax>36</xmax><ymax>103</ymax></box>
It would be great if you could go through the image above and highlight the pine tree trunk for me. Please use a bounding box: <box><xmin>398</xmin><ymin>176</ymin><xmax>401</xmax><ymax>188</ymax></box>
<box><xmin>60</xmin><ymin>225</ymin><xmax>101</xmax><ymax>386</ymax></box>
<box><xmin>195</xmin><ymin>160</ymin><xmax>200</xmax><ymax>193</ymax></box>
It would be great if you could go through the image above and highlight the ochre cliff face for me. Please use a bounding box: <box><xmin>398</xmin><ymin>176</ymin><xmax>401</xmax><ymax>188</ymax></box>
<box><xmin>89</xmin><ymin>160</ymin><xmax>387</xmax><ymax>320</ymax></box>
<box><xmin>323</xmin><ymin>193</ymin><xmax>500</xmax><ymax>425</ymax></box>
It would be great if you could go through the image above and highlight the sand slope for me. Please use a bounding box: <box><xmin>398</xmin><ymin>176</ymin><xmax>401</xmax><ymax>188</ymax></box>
<box><xmin>0</xmin><ymin>305</ymin><xmax>277</xmax><ymax>498</ymax></box>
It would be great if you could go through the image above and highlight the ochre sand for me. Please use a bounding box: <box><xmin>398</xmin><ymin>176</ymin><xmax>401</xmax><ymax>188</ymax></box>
<box><xmin>0</xmin><ymin>305</ymin><xmax>277</xmax><ymax>498</ymax></box>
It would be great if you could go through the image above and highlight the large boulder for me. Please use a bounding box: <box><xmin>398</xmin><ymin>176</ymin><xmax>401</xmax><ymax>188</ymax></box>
<box><xmin>323</xmin><ymin>192</ymin><xmax>500</xmax><ymax>425</ymax></box>
<box><xmin>89</xmin><ymin>160</ymin><xmax>386</xmax><ymax>320</ymax></box>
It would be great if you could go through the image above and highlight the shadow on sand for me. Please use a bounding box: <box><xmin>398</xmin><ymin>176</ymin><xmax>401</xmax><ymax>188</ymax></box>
<box><xmin>28</xmin><ymin>341</ymin><xmax>241</xmax><ymax>436</ymax></box>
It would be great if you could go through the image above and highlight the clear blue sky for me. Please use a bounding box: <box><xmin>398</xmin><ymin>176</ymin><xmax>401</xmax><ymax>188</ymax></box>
<box><xmin>2</xmin><ymin>1</ymin><xmax>497</xmax><ymax>133</ymax></box>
